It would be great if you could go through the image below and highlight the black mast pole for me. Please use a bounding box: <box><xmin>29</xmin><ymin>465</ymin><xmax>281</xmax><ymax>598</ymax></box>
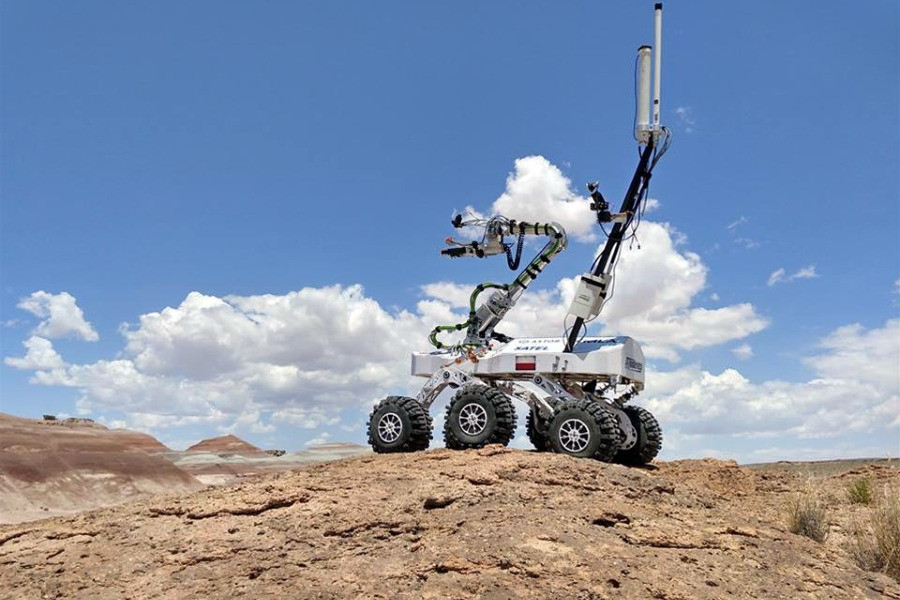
<box><xmin>564</xmin><ymin>139</ymin><xmax>656</xmax><ymax>352</ymax></box>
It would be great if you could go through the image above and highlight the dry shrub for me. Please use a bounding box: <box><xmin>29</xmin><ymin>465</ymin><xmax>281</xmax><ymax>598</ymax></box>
<box><xmin>847</xmin><ymin>476</ymin><xmax>874</xmax><ymax>505</ymax></box>
<box><xmin>849</xmin><ymin>486</ymin><xmax>900</xmax><ymax>581</ymax></box>
<box><xmin>786</xmin><ymin>482</ymin><xmax>829</xmax><ymax>542</ymax></box>
<box><xmin>849</xmin><ymin>517</ymin><xmax>881</xmax><ymax>572</ymax></box>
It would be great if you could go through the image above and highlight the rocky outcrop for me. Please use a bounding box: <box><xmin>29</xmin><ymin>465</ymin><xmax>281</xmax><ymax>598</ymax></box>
<box><xmin>1</xmin><ymin>446</ymin><xmax>896</xmax><ymax>599</ymax></box>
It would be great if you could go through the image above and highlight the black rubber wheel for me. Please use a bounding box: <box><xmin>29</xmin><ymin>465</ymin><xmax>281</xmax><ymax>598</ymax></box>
<box><xmin>614</xmin><ymin>405</ymin><xmax>662</xmax><ymax>465</ymax></box>
<box><xmin>526</xmin><ymin>409</ymin><xmax>552</xmax><ymax>452</ymax></box>
<box><xmin>444</xmin><ymin>385</ymin><xmax>516</xmax><ymax>449</ymax></box>
<box><xmin>367</xmin><ymin>396</ymin><xmax>433</xmax><ymax>453</ymax></box>
<box><xmin>548</xmin><ymin>399</ymin><xmax>619</xmax><ymax>461</ymax></box>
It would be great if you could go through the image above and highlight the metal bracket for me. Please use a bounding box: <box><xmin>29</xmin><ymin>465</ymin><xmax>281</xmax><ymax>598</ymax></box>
<box><xmin>531</xmin><ymin>374</ymin><xmax>579</xmax><ymax>403</ymax></box>
<box><xmin>497</xmin><ymin>381</ymin><xmax>557</xmax><ymax>419</ymax></box>
<box><xmin>416</xmin><ymin>366</ymin><xmax>482</xmax><ymax>408</ymax></box>
<box><xmin>587</xmin><ymin>391</ymin><xmax>638</xmax><ymax>450</ymax></box>
<box><xmin>611</xmin><ymin>405</ymin><xmax>638</xmax><ymax>450</ymax></box>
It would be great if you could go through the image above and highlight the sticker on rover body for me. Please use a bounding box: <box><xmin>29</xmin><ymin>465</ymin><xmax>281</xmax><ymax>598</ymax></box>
<box><xmin>579</xmin><ymin>338</ymin><xmax>623</xmax><ymax>346</ymax></box>
<box><xmin>625</xmin><ymin>357</ymin><xmax>644</xmax><ymax>373</ymax></box>
<box><xmin>515</xmin><ymin>355</ymin><xmax>537</xmax><ymax>371</ymax></box>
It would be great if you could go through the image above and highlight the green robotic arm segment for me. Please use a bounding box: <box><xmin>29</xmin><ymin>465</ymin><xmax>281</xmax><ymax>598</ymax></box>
<box><xmin>427</xmin><ymin>281</ymin><xmax>508</xmax><ymax>350</ymax></box>
<box><xmin>429</xmin><ymin>217</ymin><xmax>567</xmax><ymax>351</ymax></box>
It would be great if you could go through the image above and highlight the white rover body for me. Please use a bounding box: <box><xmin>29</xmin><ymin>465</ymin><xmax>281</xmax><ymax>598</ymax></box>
<box><xmin>411</xmin><ymin>336</ymin><xmax>645</xmax><ymax>387</ymax></box>
<box><xmin>368</xmin><ymin>5</ymin><xmax>670</xmax><ymax>463</ymax></box>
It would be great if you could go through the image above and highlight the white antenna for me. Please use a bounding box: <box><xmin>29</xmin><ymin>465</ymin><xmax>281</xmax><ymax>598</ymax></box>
<box><xmin>634</xmin><ymin>45</ymin><xmax>652</xmax><ymax>143</ymax></box>
<box><xmin>634</xmin><ymin>4</ymin><xmax>663</xmax><ymax>145</ymax></box>
<box><xmin>652</xmin><ymin>3</ymin><xmax>663</xmax><ymax>129</ymax></box>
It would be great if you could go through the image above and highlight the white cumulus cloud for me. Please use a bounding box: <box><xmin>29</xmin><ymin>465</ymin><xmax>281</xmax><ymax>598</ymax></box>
<box><xmin>598</xmin><ymin>222</ymin><xmax>768</xmax><ymax>360</ymax></box>
<box><xmin>17</xmin><ymin>286</ymin><xmax>433</xmax><ymax>432</ymax></box>
<box><xmin>454</xmin><ymin>156</ymin><xmax>769</xmax><ymax>361</ymax></box>
<box><xmin>642</xmin><ymin>319</ymin><xmax>899</xmax><ymax>456</ymax></box>
<box><xmin>17</xmin><ymin>291</ymin><xmax>99</xmax><ymax>341</ymax></box>
<box><xmin>803</xmin><ymin>318</ymin><xmax>900</xmax><ymax>391</ymax></box>
<box><xmin>4</xmin><ymin>336</ymin><xmax>67</xmax><ymax>371</ymax></box>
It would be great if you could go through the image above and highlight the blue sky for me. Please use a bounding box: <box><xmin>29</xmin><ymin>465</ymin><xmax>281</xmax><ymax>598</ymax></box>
<box><xmin>2</xmin><ymin>1</ymin><xmax>898</xmax><ymax>461</ymax></box>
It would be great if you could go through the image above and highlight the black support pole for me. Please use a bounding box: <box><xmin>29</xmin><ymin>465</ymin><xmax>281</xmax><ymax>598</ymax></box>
<box><xmin>564</xmin><ymin>140</ymin><xmax>657</xmax><ymax>353</ymax></box>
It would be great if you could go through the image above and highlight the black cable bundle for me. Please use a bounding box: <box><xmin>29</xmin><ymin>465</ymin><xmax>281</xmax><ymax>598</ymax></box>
<box><xmin>504</xmin><ymin>229</ymin><xmax>525</xmax><ymax>270</ymax></box>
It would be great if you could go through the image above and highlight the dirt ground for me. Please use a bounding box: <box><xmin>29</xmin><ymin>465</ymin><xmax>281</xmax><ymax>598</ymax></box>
<box><xmin>1</xmin><ymin>447</ymin><xmax>896</xmax><ymax>600</ymax></box>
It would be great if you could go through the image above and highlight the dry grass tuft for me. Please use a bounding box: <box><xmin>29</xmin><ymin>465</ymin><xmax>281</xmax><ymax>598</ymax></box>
<box><xmin>786</xmin><ymin>482</ymin><xmax>829</xmax><ymax>543</ymax></box>
<box><xmin>847</xmin><ymin>475</ymin><xmax>875</xmax><ymax>505</ymax></box>
<box><xmin>849</xmin><ymin>486</ymin><xmax>900</xmax><ymax>581</ymax></box>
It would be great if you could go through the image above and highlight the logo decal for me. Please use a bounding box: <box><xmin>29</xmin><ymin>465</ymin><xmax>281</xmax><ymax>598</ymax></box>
<box><xmin>625</xmin><ymin>357</ymin><xmax>643</xmax><ymax>373</ymax></box>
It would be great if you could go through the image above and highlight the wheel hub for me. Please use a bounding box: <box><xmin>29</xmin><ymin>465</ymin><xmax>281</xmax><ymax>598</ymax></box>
<box><xmin>377</xmin><ymin>412</ymin><xmax>403</xmax><ymax>443</ymax></box>
<box><xmin>458</xmin><ymin>403</ymin><xmax>488</xmax><ymax>436</ymax></box>
<box><xmin>559</xmin><ymin>418</ymin><xmax>591</xmax><ymax>453</ymax></box>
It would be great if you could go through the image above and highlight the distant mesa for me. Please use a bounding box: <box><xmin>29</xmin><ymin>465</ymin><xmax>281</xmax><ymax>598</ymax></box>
<box><xmin>0</xmin><ymin>412</ymin><xmax>371</xmax><ymax>523</ymax></box>
<box><xmin>173</xmin><ymin>439</ymin><xmax>371</xmax><ymax>487</ymax></box>
<box><xmin>303</xmin><ymin>442</ymin><xmax>370</xmax><ymax>457</ymax></box>
<box><xmin>186</xmin><ymin>434</ymin><xmax>267</xmax><ymax>457</ymax></box>
<box><xmin>308</xmin><ymin>442</ymin><xmax>364</xmax><ymax>450</ymax></box>
<box><xmin>39</xmin><ymin>414</ymin><xmax>104</xmax><ymax>429</ymax></box>
<box><xmin>0</xmin><ymin>412</ymin><xmax>201</xmax><ymax>524</ymax></box>
<box><xmin>34</xmin><ymin>414</ymin><xmax>170</xmax><ymax>453</ymax></box>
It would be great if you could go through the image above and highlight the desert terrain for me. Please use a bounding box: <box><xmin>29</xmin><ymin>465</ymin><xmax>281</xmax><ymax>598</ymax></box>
<box><xmin>0</xmin><ymin>414</ymin><xmax>369</xmax><ymax>524</ymax></box>
<box><xmin>1</xmin><ymin>445</ymin><xmax>896</xmax><ymax>600</ymax></box>
<box><xmin>172</xmin><ymin>435</ymin><xmax>368</xmax><ymax>487</ymax></box>
<box><xmin>0</xmin><ymin>413</ymin><xmax>204</xmax><ymax>524</ymax></box>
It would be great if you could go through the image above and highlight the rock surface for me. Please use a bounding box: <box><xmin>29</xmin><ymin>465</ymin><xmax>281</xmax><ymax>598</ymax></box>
<box><xmin>1</xmin><ymin>447</ymin><xmax>896</xmax><ymax>599</ymax></box>
<box><xmin>0</xmin><ymin>413</ymin><xmax>202</xmax><ymax>524</ymax></box>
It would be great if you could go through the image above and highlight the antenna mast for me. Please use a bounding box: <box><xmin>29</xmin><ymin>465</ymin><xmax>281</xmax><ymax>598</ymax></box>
<box><xmin>564</xmin><ymin>3</ymin><xmax>667</xmax><ymax>353</ymax></box>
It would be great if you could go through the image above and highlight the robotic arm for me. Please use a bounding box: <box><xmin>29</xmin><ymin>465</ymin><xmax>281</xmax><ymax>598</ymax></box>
<box><xmin>430</xmin><ymin>132</ymin><xmax>668</xmax><ymax>355</ymax></box>
<box><xmin>432</xmin><ymin>3</ymin><xmax>669</xmax><ymax>354</ymax></box>
<box><xmin>428</xmin><ymin>215</ymin><xmax>567</xmax><ymax>351</ymax></box>
<box><xmin>441</xmin><ymin>214</ymin><xmax>524</xmax><ymax>265</ymax></box>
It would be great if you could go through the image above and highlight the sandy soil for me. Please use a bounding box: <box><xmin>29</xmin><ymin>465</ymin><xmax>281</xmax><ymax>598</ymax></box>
<box><xmin>1</xmin><ymin>447</ymin><xmax>896</xmax><ymax>599</ymax></box>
